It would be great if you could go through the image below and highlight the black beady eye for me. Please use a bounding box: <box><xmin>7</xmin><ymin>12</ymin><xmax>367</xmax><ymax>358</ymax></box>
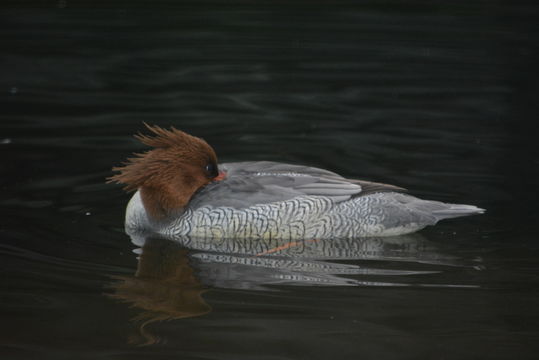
<box><xmin>205</xmin><ymin>163</ymin><xmax>218</xmax><ymax>178</ymax></box>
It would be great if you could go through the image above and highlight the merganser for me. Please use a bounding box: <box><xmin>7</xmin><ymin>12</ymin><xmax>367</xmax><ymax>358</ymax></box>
<box><xmin>109</xmin><ymin>124</ymin><xmax>484</xmax><ymax>240</ymax></box>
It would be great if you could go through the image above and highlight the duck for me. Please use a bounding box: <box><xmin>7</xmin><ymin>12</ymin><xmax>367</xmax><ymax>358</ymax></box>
<box><xmin>109</xmin><ymin>124</ymin><xmax>484</xmax><ymax>240</ymax></box>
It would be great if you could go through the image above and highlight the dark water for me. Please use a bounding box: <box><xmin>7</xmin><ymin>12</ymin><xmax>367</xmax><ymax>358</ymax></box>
<box><xmin>2</xmin><ymin>1</ymin><xmax>539</xmax><ymax>359</ymax></box>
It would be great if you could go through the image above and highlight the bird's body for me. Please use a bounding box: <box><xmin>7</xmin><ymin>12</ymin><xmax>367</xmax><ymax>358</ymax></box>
<box><xmin>121</xmin><ymin>159</ymin><xmax>484</xmax><ymax>240</ymax></box>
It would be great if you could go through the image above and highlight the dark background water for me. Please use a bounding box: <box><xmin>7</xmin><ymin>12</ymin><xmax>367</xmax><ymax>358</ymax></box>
<box><xmin>1</xmin><ymin>1</ymin><xmax>539</xmax><ymax>359</ymax></box>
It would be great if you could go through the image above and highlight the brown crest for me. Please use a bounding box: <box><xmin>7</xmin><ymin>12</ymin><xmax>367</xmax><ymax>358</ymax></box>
<box><xmin>108</xmin><ymin>124</ymin><xmax>219</xmax><ymax>219</ymax></box>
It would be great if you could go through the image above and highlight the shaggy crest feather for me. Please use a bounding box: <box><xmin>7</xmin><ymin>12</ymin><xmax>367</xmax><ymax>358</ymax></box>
<box><xmin>107</xmin><ymin>124</ymin><xmax>219</xmax><ymax>219</ymax></box>
<box><xmin>134</xmin><ymin>123</ymin><xmax>203</xmax><ymax>149</ymax></box>
<box><xmin>108</xmin><ymin>123</ymin><xmax>217</xmax><ymax>192</ymax></box>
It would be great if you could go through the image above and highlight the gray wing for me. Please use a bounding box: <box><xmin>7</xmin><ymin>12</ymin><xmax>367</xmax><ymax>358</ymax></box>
<box><xmin>189</xmin><ymin>161</ymin><xmax>405</xmax><ymax>210</ymax></box>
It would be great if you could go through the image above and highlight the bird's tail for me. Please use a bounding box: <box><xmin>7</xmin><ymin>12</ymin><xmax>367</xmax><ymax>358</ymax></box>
<box><xmin>431</xmin><ymin>203</ymin><xmax>485</xmax><ymax>221</ymax></box>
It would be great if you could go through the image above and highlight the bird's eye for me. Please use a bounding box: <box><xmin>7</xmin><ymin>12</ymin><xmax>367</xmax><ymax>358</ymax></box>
<box><xmin>205</xmin><ymin>163</ymin><xmax>218</xmax><ymax>178</ymax></box>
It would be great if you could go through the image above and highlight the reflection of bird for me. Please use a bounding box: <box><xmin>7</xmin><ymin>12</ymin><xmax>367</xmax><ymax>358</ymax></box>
<box><xmin>124</xmin><ymin>231</ymin><xmax>468</xmax><ymax>291</ymax></box>
<box><xmin>108</xmin><ymin>233</ymin><xmax>479</xmax><ymax>344</ymax></box>
<box><xmin>109</xmin><ymin>124</ymin><xmax>484</xmax><ymax>240</ymax></box>
<box><xmin>107</xmin><ymin>238</ymin><xmax>210</xmax><ymax>345</ymax></box>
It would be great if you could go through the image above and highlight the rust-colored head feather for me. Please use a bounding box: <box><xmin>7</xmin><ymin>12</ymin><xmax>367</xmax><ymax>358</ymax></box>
<box><xmin>108</xmin><ymin>124</ymin><xmax>219</xmax><ymax>219</ymax></box>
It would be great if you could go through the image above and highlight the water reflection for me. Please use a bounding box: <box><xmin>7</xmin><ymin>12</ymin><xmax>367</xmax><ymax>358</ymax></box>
<box><xmin>108</xmin><ymin>240</ymin><xmax>210</xmax><ymax>345</ymax></box>
<box><xmin>109</xmin><ymin>231</ymin><xmax>475</xmax><ymax>344</ymax></box>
